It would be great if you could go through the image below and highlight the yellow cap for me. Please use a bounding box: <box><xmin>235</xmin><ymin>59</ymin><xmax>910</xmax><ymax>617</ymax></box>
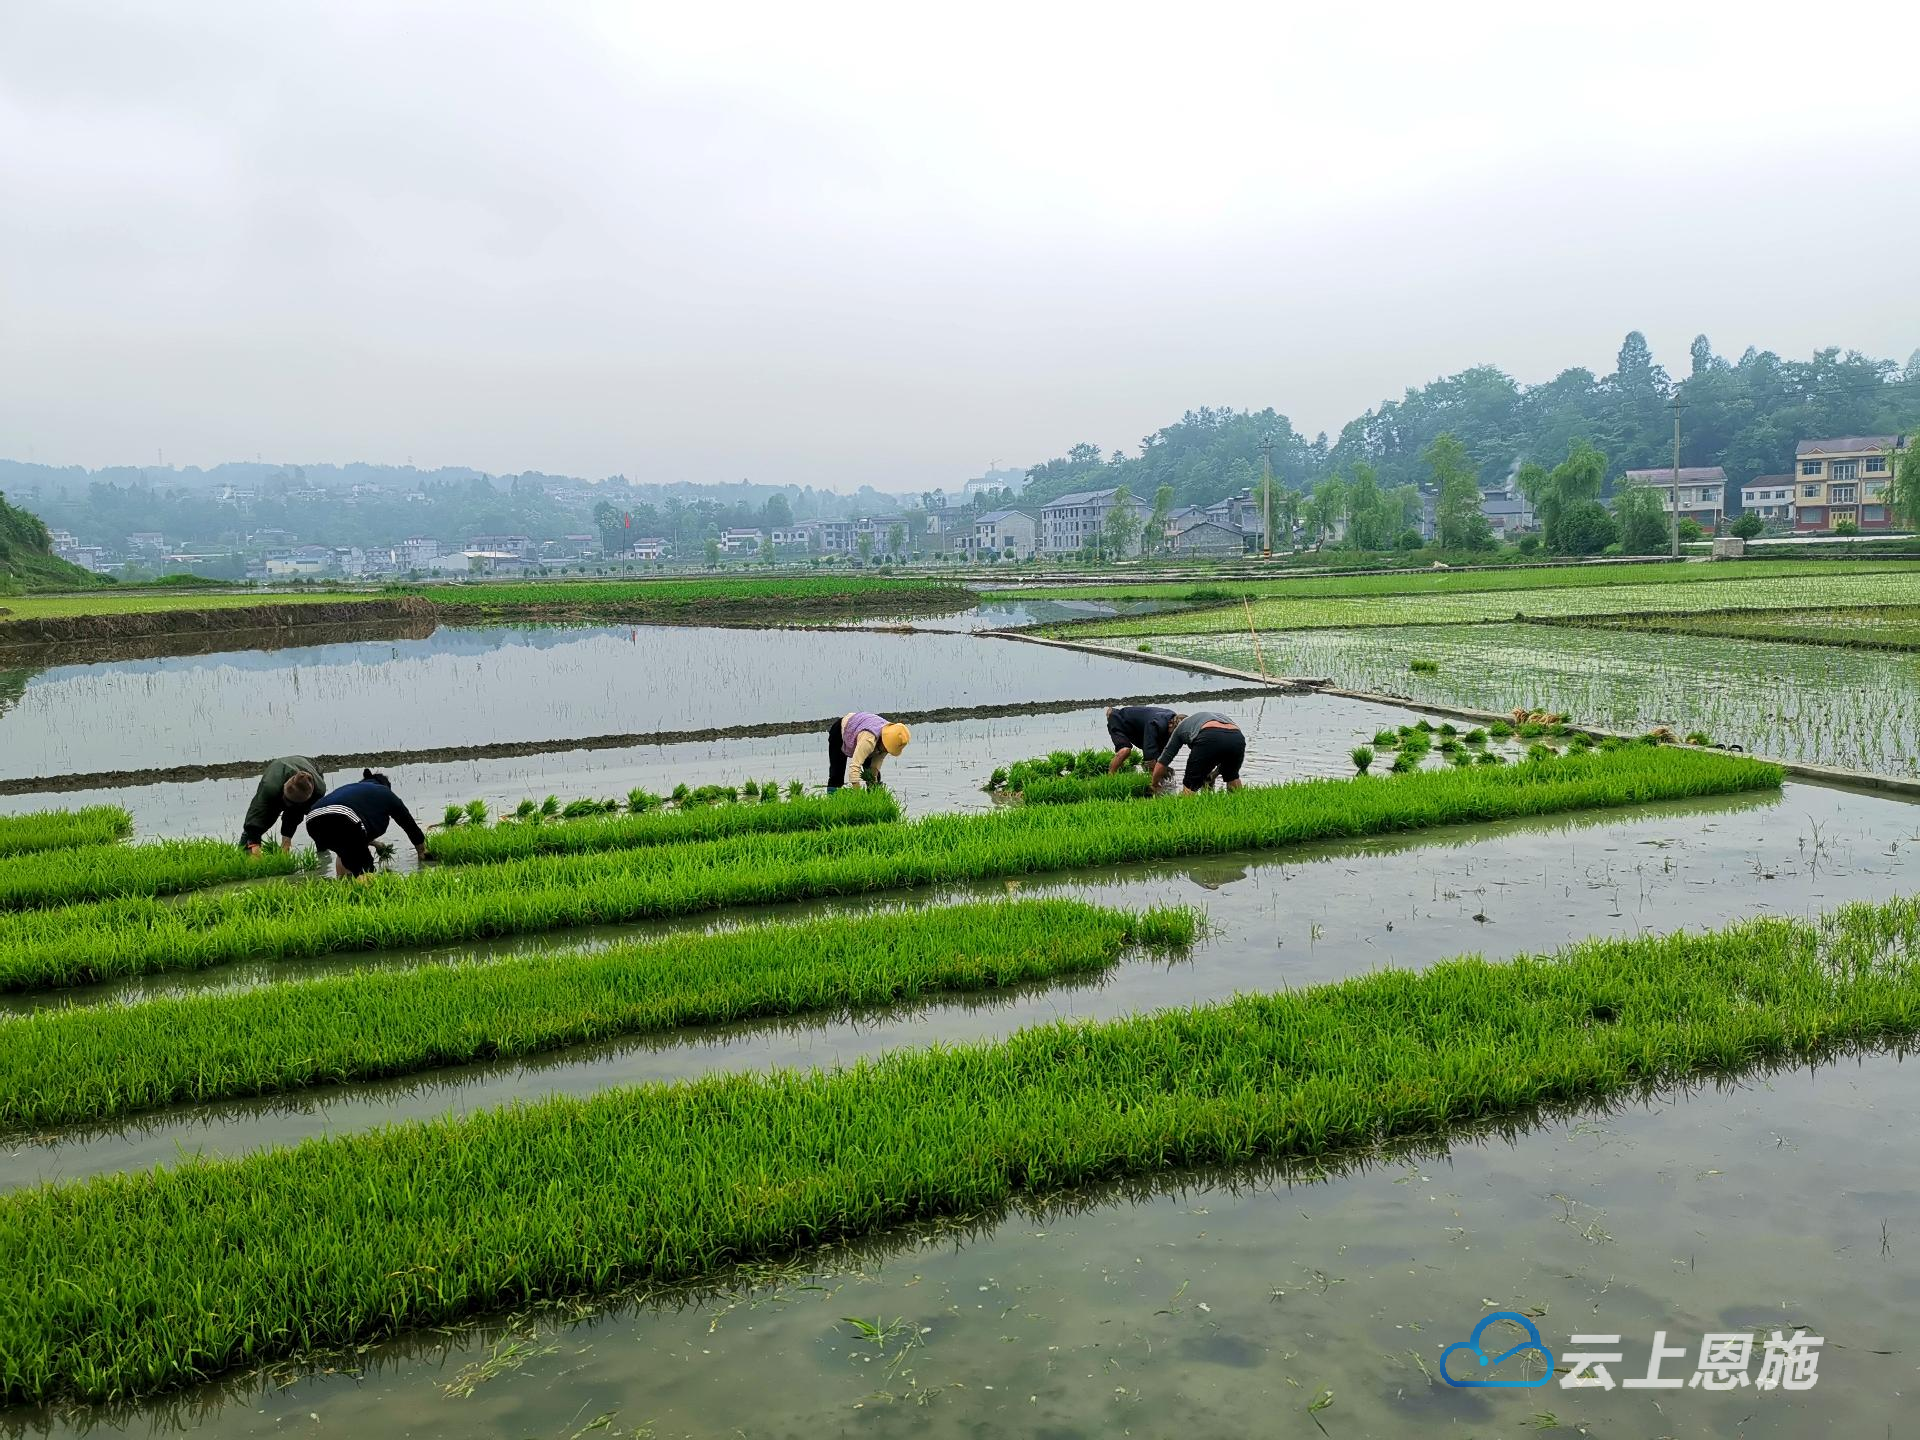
<box><xmin>880</xmin><ymin>722</ymin><xmax>911</xmax><ymax>755</ymax></box>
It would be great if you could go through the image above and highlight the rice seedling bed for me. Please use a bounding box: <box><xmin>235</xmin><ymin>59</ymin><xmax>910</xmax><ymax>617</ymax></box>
<box><xmin>1002</xmin><ymin>558</ymin><xmax>1920</xmax><ymax>604</ymax></box>
<box><xmin>0</xmin><ymin>805</ymin><xmax>132</xmax><ymax>859</ymax></box>
<box><xmin>0</xmin><ymin>749</ymin><xmax>1781</xmax><ymax>993</ymax></box>
<box><xmin>5</xmin><ymin>889</ymin><xmax>1914</xmax><ymax>1403</ymax></box>
<box><xmin>425</xmin><ymin>788</ymin><xmax>899</xmax><ymax>864</ymax></box>
<box><xmin>0</xmin><ymin>900</ymin><xmax>1193</xmax><ymax>1133</ymax></box>
<box><xmin>0</xmin><ymin>839</ymin><xmax>308</xmax><ymax>910</ymax></box>
<box><xmin>1566</xmin><ymin>604</ymin><xmax>1920</xmax><ymax>651</ymax></box>
<box><xmin>407</xmin><ymin>576</ymin><xmax>971</xmax><ymax>616</ymax></box>
<box><xmin>1022</xmin><ymin>773</ymin><xmax>1155</xmax><ymax>804</ymax></box>
<box><xmin>1055</xmin><ymin>571</ymin><xmax>1920</xmax><ymax>637</ymax></box>
<box><xmin>1139</xmin><ymin>623</ymin><xmax>1920</xmax><ymax>776</ymax></box>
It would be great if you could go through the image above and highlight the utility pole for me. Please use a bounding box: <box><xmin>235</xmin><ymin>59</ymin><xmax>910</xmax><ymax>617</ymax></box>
<box><xmin>1669</xmin><ymin>393</ymin><xmax>1684</xmax><ymax>558</ymax></box>
<box><xmin>1261</xmin><ymin>432</ymin><xmax>1275</xmax><ymax>558</ymax></box>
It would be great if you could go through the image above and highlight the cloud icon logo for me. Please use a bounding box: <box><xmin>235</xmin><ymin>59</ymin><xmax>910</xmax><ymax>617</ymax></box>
<box><xmin>1440</xmin><ymin>1312</ymin><xmax>1555</xmax><ymax>1388</ymax></box>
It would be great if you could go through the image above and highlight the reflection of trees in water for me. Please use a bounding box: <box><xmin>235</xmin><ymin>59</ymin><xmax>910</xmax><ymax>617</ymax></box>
<box><xmin>0</xmin><ymin>665</ymin><xmax>29</xmax><ymax>723</ymax></box>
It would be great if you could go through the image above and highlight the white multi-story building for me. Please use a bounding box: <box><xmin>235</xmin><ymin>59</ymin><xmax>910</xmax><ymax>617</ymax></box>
<box><xmin>400</xmin><ymin>536</ymin><xmax>441</xmax><ymax>569</ymax></box>
<box><xmin>719</xmin><ymin>528</ymin><xmax>764</xmax><ymax>555</ymax></box>
<box><xmin>1039</xmin><ymin>488</ymin><xmax>1149</xmax><ymax>555</ymax></box>
<box><xmin>1621</xmin><ymin>467</ymin><xmax>1727</xmax><ymax>533</ymax></box>
<box><xmin>971</xmin><ymin>508</ymin><xmax>1038</xmax><ymax>560</ymax></box>
<box><xmin>1740</xmin><ymin>476</ymin><xmax>1795</xmax><ymax>526</ymax></box>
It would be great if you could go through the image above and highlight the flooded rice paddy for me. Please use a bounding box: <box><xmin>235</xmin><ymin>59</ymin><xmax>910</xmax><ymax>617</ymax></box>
<box><xmin>1134</xmin><ymin>622</ymin><xmax>1920</xmax><ymax>776</ymax></box>
<box><xmin>0</xmin><ymin>618</ymin><xmax>1220</xmax><ymax>780</ymax></box>
<box><xmin>4</xmin><ymin>607</ymin><xmax>1919</xmax><ymax>1438</ymax></box>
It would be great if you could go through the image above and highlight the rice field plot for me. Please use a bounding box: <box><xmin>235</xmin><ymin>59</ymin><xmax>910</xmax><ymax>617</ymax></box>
<box><xmin>5</xmin><ymin>891</ymin><xmax>1917</xmax><ymax>1403</ymax></box>
<box><xmin>0</xmin><ymin>838</ymin><xmax>309</xmax><ymax>909</ymax></box>
<box><xmin>1571</xmin><ymin>604</ymin><xmax>1920</xmax><ymax>651</ymax></box>
<box><xmin>1058</xmin><ymin>570</ymin><xmax>1920</xmax><ymax>637</ymax></box>
<box><xmin>1006</xmin><ymin>557</ymin><xmax>1920</xmax><ymax>605</ymax></box>
<box><xmin>0</xmin><ymin>899</ymin><xmax>1194</xmax><ymax>1132</ymax></box>
<box><xmin>1141</xmin><ymin>623</ymin><xmax>1920</xmax><ymax>776</ymax></box>
<box><xmin>0</xmin><ymin>748</ymin><xmax>1781</xmax><ymax>993</ymax></box>
<box><xmin>0</xmin><ymin>805</ymin><xmax>131</xmax><ymax>858</ymax></box>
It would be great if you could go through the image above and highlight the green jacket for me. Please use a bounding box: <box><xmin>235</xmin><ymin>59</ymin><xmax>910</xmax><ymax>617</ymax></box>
<box><xmin>240</xmin><ymin>756</ymin><xmax>326</xmax><ymax>847</ymax></box>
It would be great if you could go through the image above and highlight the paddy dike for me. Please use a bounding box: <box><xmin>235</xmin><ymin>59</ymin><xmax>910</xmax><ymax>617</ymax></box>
<box><xmin>0</xmin><ymin>596</ymin><xmax>435</xmax><ymax>648</ymax></box>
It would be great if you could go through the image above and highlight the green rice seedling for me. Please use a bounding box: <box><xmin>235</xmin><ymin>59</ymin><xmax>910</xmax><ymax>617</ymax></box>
<box><xmin>626</xmin><ymin>789</ymin><xmax>661</xmax><ymax>814</ymax></box>
<box><xmin>1449</xmin><ymin>750</ymin><xmax>1473</xmax><ymax>768</ymax></box>
<box><xmin>1463</xmin><ymin>728</ymin><xmax>1487</xmax><ymax>746</ymax></box>
<box><xmin>1598</xmin><ymin>736</ymin><xmax>1624</xmax><ymax>752</ymax></box>
<box><xmin>0</xmin><ymin>899</ymin><xmax>1195</xmax><ymax>1133</ymax></box>
<box><xmin>1437</xmin><ymin>722</ymin><xmax>1457</xmax><ymax>737</ymax></box>
<box><xmin>441</xmin><ymin>804</ymin><xmax>464</xmax><ymax>829</ymax></box>
<box><xmin>464</xmin><ymin>799</ymin><xmax>488</xmax><ymax>826</ymax></box>
<box><xmin>1476</xmin><ymin>751</ymin><xmax>1504</xmax><ymax>765</ymax></box>
<box><xmin>758</xmin><ymin>783</ymin><xmax>779</xmax><ymax>804</ymax></box>
<box><xmin>742</xmin><ymin>780</ymin><xmax>760</xmax><ymax>798</ymax></box>
<box><xmin>1409</xmin><ymin>658</ymin><xmax>1439</xmax><ymax>675</ymax></box>
<box><xmin>0</xmin><ymin>750</ymin><xmax>1782</xmax><ymax>993</ymax></box>
<box><xmin>671</xmin><ymin>783</ymin><xmax>691</xmax><ymax>804</ymax></box>
<box><xmin>1351</xmin><ymin>746</ymin><xmax>1373</xmax><ymax>774</ymax></box>
<box><xmin>1686</xmin><ymin>731</ymin><xmax>1711</xmax><ymax>746</ymax></box>
<box><xmin>984</xmin><ymin>767</ymin><xmax>1009</xmax><ymax>792</ymax></box>
<box><xmin>1371</xmin><ymin>729</ymin><xmax>1397</xmax><ymax>747</ymax></box>
<box><xmin>512</xmin><ymin>798</ymin><xmax>538</xmax><ymax>823</ymax></box>
<box><xmin>1526</xmin><ymin>743</ymin><xmax>1557</xmax><ymax>763</ymax></box>
<box><xmin>787</xmin><ymin>780</ymin><xmax>804</xmax><ymax>800</ymax></box>
<box><xmin>427</xmin><ymin>790</ymin><xmax>900</xmax><ymax>864</ymax></box>
<box><xmin>0</xmin><ymin>806</ymin><xmax>133</xmax><ymax>860</ymax></box>
<box><xmin>540</xmin><ymin>795</ymin><xmax>561</xmax><ymax>818</ymax></box>
<box><xmin>1022</xmin><ymin>773</ymin><xmax>1155</xmax><ymax>805</ymax></box>
<box><xmin>1414</xmin><ymin>719</ymin><xmax>1434</xmax><ymax>733</ymax></box>
<box><xmin>0</xmin><ymin>840</ymin><xmax>308</xmax><ymax>910</ymax></box>
<box><xmin>560</xmin><ymin>799</ymin><xmax>603</xmax><ymax>820</ymax></box>
<box><xmin>7</xmin><ymin>890</ymin><xmax>1915</xmax><ymax>1403</ymax></box>
<box><xmin>1489</xmin><ymin>719</ymin><xmax>1514</xmax><ymax>738</ymax></box>
<box><xmin>372</xmin><ymin>841</ymin><xmax>396</xmax><ymax>865</ymax></box>
<box><xmin>1437</xmin><ymin>737</ymin><xmax>1462</xmax><ymax>754</ymax></box>
<box><xmin>1517</xmin><ymin>721</ymin><xmax>1545</xmax><ymax>738</ymax></box>
<box><xmin>1390</xmin><ymin>751</ymin><xmax>1419</xmax><ymax>774</ymax></box>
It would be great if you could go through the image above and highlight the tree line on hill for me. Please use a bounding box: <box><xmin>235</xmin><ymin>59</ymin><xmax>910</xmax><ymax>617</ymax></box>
<box><xmin>1020</xmin><ymin>333</ymin><xmax>1920</xmax><ymax>527</ymax></box>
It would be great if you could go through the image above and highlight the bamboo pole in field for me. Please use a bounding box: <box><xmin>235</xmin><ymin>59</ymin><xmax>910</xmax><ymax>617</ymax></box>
<box><xmin>1243</xmin><ymin>596</ymin><xmax>1270</xmax><ymax>681</ymax></box>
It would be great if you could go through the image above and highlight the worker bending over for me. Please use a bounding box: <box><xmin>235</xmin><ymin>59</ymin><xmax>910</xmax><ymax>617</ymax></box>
<box><xmin>1150</xmin><ymin>711</ymin><xmax>1246</xmax><ymax>794</ymax></box>
<box><xmin>827</xmin><ymin>711</ymin><xmax>911</xmax><ymax>790</ymax></box>
<box><xmin>304</xmin><ymin>769</ymin><xmax>428</xmax><ymax>878</ymax></box>
<box><xmin>239</xmin><ymin>755</ymin><xmax>326</xmax><ymax>854</ymax></box>
<box><xmin>1105</xmin><ymin>705</ymin><xmax>1175</xmax><ymax>774</ymax></box>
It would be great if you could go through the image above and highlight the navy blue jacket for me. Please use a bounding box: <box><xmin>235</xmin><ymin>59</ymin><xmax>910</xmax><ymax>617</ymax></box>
<box><xmin>310</xmin><ymin>781</ymin><xmax>426</xmax><ymax>847</ymax></box>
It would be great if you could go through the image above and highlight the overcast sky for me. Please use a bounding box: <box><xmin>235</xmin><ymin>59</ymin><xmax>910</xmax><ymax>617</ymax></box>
<box><xmin>3</xmin><ymin>1</ymin><xmax>1916</xmax><ymax>490</ymax></box>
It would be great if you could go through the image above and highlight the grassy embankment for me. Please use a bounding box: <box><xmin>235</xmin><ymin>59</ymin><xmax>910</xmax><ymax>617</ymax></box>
<box><xmin>0</xmin><ymin>748</ymin><xmax>1782</xmax><ymax>993</ymax></box>
<box><xmin>0</xmin><ymin>899</ymin><xmax>1194</xmax><ymax>1131</ymax></box>
<box><xmin>5</xmin><ymin>891</ymin><xmax>1916</xmax><ymax>1402</ymax></box>
<box><xmin>0</xmin><ymin>575</ymin><xmax>972</xmax><ymax>623</ymax></box>
<box><xmin>1006</xmin><ymin>558</ymin><xmax>1920</xmax><ymax>605</ymax></box>
<box><xmin>1562</xmin><ymin>605</ymin><xmax>1920</xmax><ymax>652</ymax></box>
<box><xmin>426</xmin><ymin>789</ymin><xmax>898</xmax><ymax>864</ymax></box>
<box><xmin>1055</xmin><ymin>570</ymin><xmax>1920</xmax><ymax>637</ymax></box>
<box><xmin>0</xmin><ymin>840</ymin><xmax>309</xmax><ymax>909</ymax></box>
<box><xmin>0</xmin><ymin>806</ymin><xmax>132</xmax><ymax>859</ymax></box>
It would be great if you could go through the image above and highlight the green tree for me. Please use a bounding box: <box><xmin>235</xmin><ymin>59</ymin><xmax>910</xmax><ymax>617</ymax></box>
<box><xmin>1558</xmin><ymin>500</ymin><xmax>1618</xmax><ymax>555</ymax></box>
<box><xmin>1891</xmin><ymin>433</ymin><xmax>1920</xmax><ymax>528</ymax></box>
<box><xmin>1146</xmin><ymin>484</ymin><xmax>1175</xmax><ymax>554</ymax></box>
<box><xmin>1304</xmin><ymin>476</ymin><xmax>1347</xmax><ymax>547</ymax></box>
<box><xmin>1425</xmin><ymin>434</ymin><xmax>1493</xmax><ymax>550</ymax></box>
<box><xmin>763</xmin><ymin>494</ymin><xmax>794</xmax><ymax>528</ymax></box>
<box><xmin>1101</xmin><ymin>486</ymin><xmax>1142</xmax><ymax>559</ymax></box>
<box><xmin>1731</xmin><ymin>511</ymin><xmax>1765</xmax><ymax>539</ymax></box>
<box><xmin>703</xmin><ymin>538</ymin><xmax>721</xmax><ymax>566</ymax></box>
<box><xmin>1519</xmin><ymin>438</ymin><xmax>1607</xmax><ymax>554</ymax></box>
<box><xmin>887</xmin><ymin>523</ymin><xmax>905</xmax><ymax>559</ymax></box>
<box><xmin>856</xmin><ymin>532</ymin><xmax>875</xmax><ymax>565</ymax></box>
<box><xmin>1612</xmin><ymin>478</ymin><xmax>1670</xmax><ymax>554</ymax></box>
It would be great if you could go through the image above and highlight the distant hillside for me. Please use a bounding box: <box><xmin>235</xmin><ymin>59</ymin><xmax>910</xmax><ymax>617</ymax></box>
<box><xmin>0</xmin><ymin>490</ymin><xmax>103</xmax><ymax>591</ymax></box>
